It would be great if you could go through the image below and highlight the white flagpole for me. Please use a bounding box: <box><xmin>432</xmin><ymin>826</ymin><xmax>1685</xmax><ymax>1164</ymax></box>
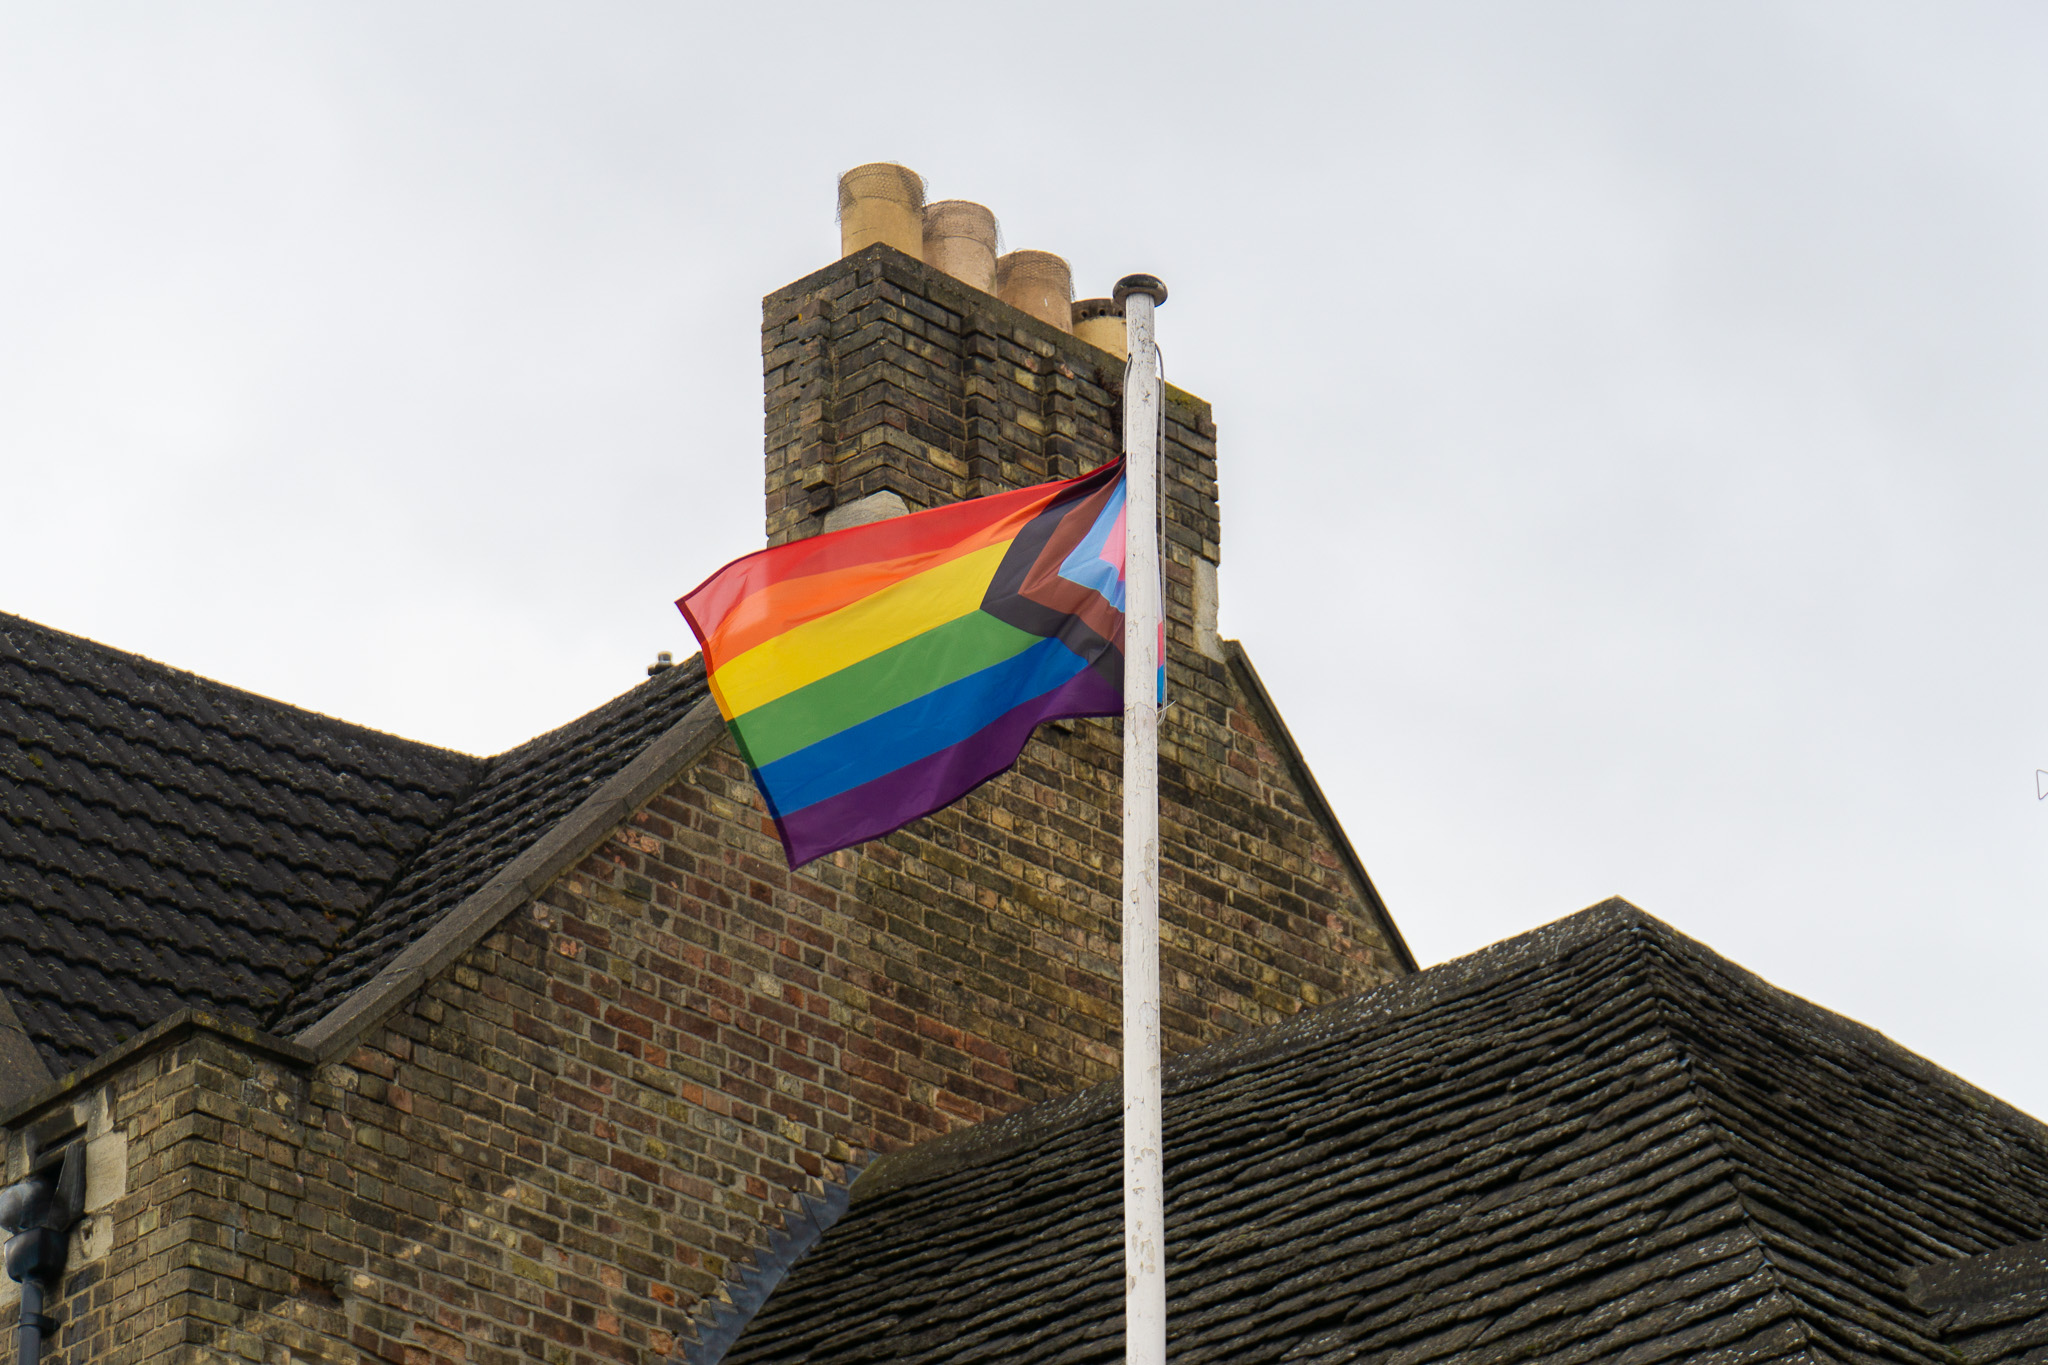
<box><xmin>1116</xmin><ymin>271</ymin><xmax>1167</xmax><ymax>1365</ymax></box>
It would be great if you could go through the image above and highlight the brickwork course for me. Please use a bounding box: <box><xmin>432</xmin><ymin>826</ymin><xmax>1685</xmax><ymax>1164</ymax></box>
<box><xmin>0</xmin><ymin>242</ymin><xmax>1411</xmax><ymax>1364</ymax></box>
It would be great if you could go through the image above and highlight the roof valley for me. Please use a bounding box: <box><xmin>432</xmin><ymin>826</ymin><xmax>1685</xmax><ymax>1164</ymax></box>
<box><xmin>268</xmin><ymin>655</ymin><xmax>712</xmax><ymax>1035</ymax></box>
<box><xmin>0</xmin><ymin>612</ymin><xmax>482</xmax><ymax>1070</ymax></box>
<box><xmin>256</xmin><ymin>750</ymin><xmax>502</xmax><ymax>1035</ymax></box>
<box><xmin>0</xmin><ymin>609</ymin><xmax>711</xmax><ymax>1065</ymax></box>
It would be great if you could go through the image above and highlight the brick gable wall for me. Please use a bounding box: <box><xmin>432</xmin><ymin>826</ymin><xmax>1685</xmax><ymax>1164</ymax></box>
<box><xmin>5</xmin><ymin>244</ymin><xmax>1406</xmax><ymax>1364</ymax></box>
<box><xmin>16</xmin><ymin>670</ymin><xmax>1398</xmax><ymax>1363</ymax></box>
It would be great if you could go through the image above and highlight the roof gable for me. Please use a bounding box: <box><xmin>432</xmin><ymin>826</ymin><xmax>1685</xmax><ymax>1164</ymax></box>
<box><xmin>724</xmin><ymin>902</ymin><xmax>2048</xmax><ymax>1365</ymax></box>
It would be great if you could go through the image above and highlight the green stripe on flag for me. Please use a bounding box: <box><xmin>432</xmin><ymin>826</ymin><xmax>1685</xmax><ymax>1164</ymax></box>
<box><xmin>731</xmin><ymin>610</ymin><xmax>1042</xmax><ymax>768</ymax></box>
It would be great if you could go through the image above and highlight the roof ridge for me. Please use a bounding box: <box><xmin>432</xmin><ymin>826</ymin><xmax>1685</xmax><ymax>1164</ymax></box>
<box><xmin>0</xmin><ymin>610</ymin><xmax>480</xmax><ymax>776</ymax></box>
<box><xmin>853</xmin><ymin>899</ymin><xmax>1655</xmax><ymax>1202</ymax></box>
<box><xmin>852</xmin><ymin>899</ymin><xmax>2048</xmax><ymax>1209</ymax></box>
<box><xmin>479</xmin><ymin>652</ymin><xmax>708</xmax><ymax>766</ymax></box>
<box><xmin>1624</xmin><ymin>925</ymin><xmax>2047</xmax><ymax>1365</ymax></box>
<box><xmin>1628</xmin><ymin>931</ymin><xmax>1833</xmax><ymax>1363</ymax></box>
<box><xmin>1620</xmin><ymin>915</ymin><xmax>2048</xmax><ymax>1157</ymax></box>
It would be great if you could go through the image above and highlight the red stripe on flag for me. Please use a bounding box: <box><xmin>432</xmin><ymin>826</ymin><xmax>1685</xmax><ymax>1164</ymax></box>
<box><xmin>678</xmin><ymin>478</ymin><xmax>1071</xmax><ymax>633</ymax></box>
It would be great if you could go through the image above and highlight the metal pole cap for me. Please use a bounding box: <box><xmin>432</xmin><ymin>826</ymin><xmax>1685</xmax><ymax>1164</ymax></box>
<box><xmin>1113</xmin><ymin>274</ymin><xmax>1167</xmax><ymax>308</ymax></box>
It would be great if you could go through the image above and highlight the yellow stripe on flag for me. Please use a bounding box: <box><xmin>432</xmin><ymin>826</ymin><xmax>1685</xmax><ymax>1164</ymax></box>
<box><xmin>711</xmin><ymin>540</ymin><xmax>1010</xmax><ymax>717</ymax></box>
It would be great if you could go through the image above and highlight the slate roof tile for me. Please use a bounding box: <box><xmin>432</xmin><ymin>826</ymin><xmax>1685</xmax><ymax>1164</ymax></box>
<box><xmin>0</xmin><ymin>611</ymin><xmax>708</xmax><ymax>1075</ymax></box>
<box><xmin>270</xmin><ymin>653</ymin><xmax>707</xmax><ymax>1032</ymax></box>
<box><xmin>722</xmin><ymin>903</ymin><xmax>2048</xmax><ymax>1365</ymax></box>
<box><xmin>1909</xmin><ymin>1243</ymin><xmax>2048</xmax><ymax>1365</ymax></box>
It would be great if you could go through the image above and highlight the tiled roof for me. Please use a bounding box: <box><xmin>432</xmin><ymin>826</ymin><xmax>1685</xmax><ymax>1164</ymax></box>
<box><xmin>0</xmin><ymin>612</ymin><xmax>478</xmax><ymax>1073</ymax></box>
<box><xmin>725</xmin><ymin>901</ymin><xmax>2048</xmax><ymax>1365</ymax></box>
<box><xmin>270</xmin><ymin>654</ymin><xmax>707</xmax><ymax>1033</ymax></box>
<box><xmin>0</xmin><ymin>611</ymin><xmax>709</xmax><ymax>1074</ymax></box>
<box><xmin>1907</xmin><ymin>1239</ymin><xmax>2048</xmax><ymax>1364</ymax></box>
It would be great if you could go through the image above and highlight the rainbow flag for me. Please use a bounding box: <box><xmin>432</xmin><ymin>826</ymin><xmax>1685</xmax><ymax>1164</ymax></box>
<box><xmin>678</xmin><ymin>461</ymin><xmax>1134</xmax><ymax>868</ymax></box>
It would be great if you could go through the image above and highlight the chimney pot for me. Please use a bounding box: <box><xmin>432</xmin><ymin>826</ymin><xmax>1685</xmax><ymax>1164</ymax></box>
<box><xmin>1072</xmin><ymin>297</ymin><xmax>1126</xmax><ymax>360</ymax></box>
<box><xmin>922</xmin><ymin>200</ymin><xmax>999</xmax><ymax>293</ymax></box>
<box><xmin>838</xmin><ymin>163</ymin><xmax>926</xmax><ymax>261</ymax></box>
<box><xmin>647</xmin><ymin>651</ymin><xmax>674</xmax><ymax>677</ymax></box>
<box><xmin>996</xmin><ymin>250</ymin><xmax>1074</xmax><ymax>332</ymax></box>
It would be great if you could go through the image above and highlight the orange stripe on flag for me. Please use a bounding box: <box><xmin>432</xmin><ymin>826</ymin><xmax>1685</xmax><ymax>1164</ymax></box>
<box><xmin>702</xmin><ymin>500</ymin><xmax>1045</xmax><ymax>662</ymax></box>
<box><xmin>679</xmin><ymin>480</ymin><xmax>1062</xmax><ymax>631</ymax></box>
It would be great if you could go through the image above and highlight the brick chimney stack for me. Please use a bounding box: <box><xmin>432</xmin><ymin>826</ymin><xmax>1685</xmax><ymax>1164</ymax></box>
<box><xmin>762</xmin><ymin>165</ymin><xmax>1224</xmax><ymax>661</ymax></box>
<box><xmin>736</xmin><ymin>163</ymin><xmax>1405</xmax><ymax>1092</ymax></box>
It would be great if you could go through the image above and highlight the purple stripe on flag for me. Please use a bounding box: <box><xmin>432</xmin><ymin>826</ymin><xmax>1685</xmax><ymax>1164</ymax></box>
<box><xmin>775</xmin><ymin>667</ymin><xmax>1121</xmax><ymax>867</ymax></box>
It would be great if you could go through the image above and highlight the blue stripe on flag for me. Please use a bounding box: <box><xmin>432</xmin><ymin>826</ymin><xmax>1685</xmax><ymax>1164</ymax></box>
<box><xmin>759</xmin><ymin>636</ymin><xmax>1092</xmax><ymax>814</ymax></box>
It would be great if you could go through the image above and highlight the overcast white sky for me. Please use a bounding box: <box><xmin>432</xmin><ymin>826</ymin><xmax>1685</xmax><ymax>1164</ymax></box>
<box><xmin>5</xmin><ymin>3</ymin><xmax>2046</xmax><ymax>1116</ymax></box>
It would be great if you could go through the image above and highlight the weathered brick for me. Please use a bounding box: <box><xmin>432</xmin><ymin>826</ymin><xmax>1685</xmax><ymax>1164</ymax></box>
<box><xmin>9</xmin><ymin>242</ymin><xmax>1404</xmax><ymax>1365</ymax></box>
